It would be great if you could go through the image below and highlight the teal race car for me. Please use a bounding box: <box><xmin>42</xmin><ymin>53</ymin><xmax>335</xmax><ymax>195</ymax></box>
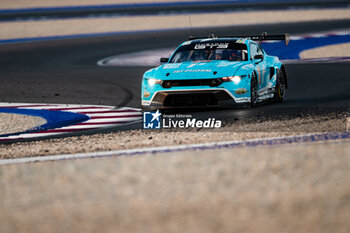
<box><xmin>141</xmin><ymin>33</ymin><xmax>289</xmax><ymax>110</ymax></box>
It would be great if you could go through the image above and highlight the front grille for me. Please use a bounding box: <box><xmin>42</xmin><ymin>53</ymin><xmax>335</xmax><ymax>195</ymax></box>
<box><xmin>163</xmin><ymin>93</ymin><xmax>218</xmax><ymax>107</ymax></box>
<box><xmin>162</xmin><ymin>79</ymin><xmax>222</xmax><ymax>88</ymax></box>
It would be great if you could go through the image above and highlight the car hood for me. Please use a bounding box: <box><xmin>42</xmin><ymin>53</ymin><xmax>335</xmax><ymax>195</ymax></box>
<box><xmin>145</xmin><ymin>60</ymin><xmax>253</xmax><ymax>80</ymax></box>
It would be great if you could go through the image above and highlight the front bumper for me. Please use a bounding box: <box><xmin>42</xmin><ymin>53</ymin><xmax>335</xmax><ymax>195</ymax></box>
<box><xmin>142</xmin><ymin>89</ymin><xmax>250</xmax><ymax>110</ymax></box>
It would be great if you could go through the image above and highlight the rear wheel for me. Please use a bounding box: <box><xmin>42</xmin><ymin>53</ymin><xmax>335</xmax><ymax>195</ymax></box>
<box><xmin>273</xmin><ymin>69</ymin><xmax>286</xmax><ymax>102</ymax></box>
<box><xmin>250</xmin><ymin>73</ymin><xmax>258</xmax><ymax>107</ymax></box>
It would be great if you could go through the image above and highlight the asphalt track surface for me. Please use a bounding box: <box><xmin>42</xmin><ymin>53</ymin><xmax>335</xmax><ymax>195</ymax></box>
<box><xmin>0</xmin><ymin>0</ymin><xmax>348</xmax><ymax>21</ymax></box>
<box><xmin>1</xmin><ymin>20</ymin><xmax>350</xmax><ymax>131</ymax></box>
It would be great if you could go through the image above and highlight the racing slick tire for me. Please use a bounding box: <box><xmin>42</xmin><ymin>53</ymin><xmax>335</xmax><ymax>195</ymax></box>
<box><xmin>250</xmin><ymin>73</ymin><xmax>258</xmax><ymax>107</ymax></box>
<box><xmin>273</xmin><ymin>69</ymin><xmax>286</xmax><ymax>102</ymax></box>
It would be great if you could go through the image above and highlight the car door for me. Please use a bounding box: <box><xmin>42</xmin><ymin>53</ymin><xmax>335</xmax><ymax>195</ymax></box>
<box><xmin>258</xmin><ymin>45</ymin><xmax>270</xmax><ymax>89</ymax></box>
<box><xmin>250</xmin><ymin>43</ymin><xmax>268</xmax><ymax>91</ymax></box>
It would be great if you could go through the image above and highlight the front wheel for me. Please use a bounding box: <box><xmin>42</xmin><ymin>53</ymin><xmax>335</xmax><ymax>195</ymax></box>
<box><xmin>250</xmin><ymin>73</ymin><xmax>258</xmax><ymax>107</ymax></box>
<box><xmin>273</xmin><ymin>69</ymin><xmax>286</xmax><ymax>102</ymax></box>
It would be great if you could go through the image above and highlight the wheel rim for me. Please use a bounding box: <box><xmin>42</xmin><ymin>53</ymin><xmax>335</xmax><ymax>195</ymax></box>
<box><xmin>251</xmin><ymin>77</ymin><xmax>258</xmax><ymax>104</ymax></box>
<box><xmin>278</xmin><ymin>72</ymin><xmax>286</xmax><ymax>99</ymax></box>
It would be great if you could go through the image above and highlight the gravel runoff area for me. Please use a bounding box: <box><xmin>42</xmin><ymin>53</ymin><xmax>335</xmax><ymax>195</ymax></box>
<box><xmin>1</xmin><ymin>9</ymin><xmax>350</xmax><ymax>40</ymax></box>
<box><xmin>0</xmin><ymin>0</ymin><xmax>202</xmax><ymax>9</ymax></box>
<box><xmin>300</xmin><ymin>42</ymin><xmax>350</xmax><ymax>59</ymax></box>
<box><xmin>1</xmin><ymin>139</ymin><xmax>349</xmax><ymax>233</ymax></box>
<box><xmin>1</xmin><ymin>112</ymin><xmax>348</xmax><ymax>159</ymax></box>
<box><xmin>0</xmin><ymin>113</ymin><xmax>46</xmax><ymax>135</ymax></box>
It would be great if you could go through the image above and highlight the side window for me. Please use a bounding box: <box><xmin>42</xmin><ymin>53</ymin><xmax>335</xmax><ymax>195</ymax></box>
<box><xmin>250</xmin><ymin>43</ymin><xmax>263</xmax><ymax>60</ymax></box>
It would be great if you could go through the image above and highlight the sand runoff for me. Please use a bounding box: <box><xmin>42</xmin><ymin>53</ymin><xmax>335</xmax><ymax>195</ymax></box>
<box><xmin>1</xmin><ymin>111</ymin><xmax>347</xmax><ymax>159</ymax></box>
<box><xmin>0</xmin><ymin>113</ymin><xmax>46</xmax><ymax>135</ymax></box>
<box><xmin>1</xmin><ymin>139</ymin><xmax>349</xmax><ymax>233</ymax></box>
<box><xmin>1</xmin><ymin>9</ymin><xmax>350</xmax><ymax>40</ymax></box>
<box><xmin>300</xmin><ymin>42</ymin><xmax>350</xmax><ymax>59</ymax></box>
<box><xmin>0</xmin><ymin>0</ymin><xmax>204</xmax><ymax>9</ymax></box>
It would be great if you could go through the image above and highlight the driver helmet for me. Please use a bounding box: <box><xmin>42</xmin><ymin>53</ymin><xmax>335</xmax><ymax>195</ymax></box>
<box><xmin>229</xmin><ymin>50</ymin><xmax>242</xmax><ymax>61</ymax></box>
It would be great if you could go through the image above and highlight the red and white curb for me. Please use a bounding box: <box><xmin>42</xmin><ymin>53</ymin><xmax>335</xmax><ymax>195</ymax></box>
<box><xmin>0</xmin><ymin>103</ymin><xmax>142</xmax><ymax>142</ymax></box>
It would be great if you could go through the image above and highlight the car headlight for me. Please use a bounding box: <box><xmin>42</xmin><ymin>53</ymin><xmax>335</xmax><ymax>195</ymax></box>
<box><xmin>231</xmin><ymin>76</ymin><xmax>241</xmax><ymax>84</ymax></box>
<box><xmin>221</xmin><ymin>75</ymin><xmax>246</xmax><ymax>84</ymax></box>
<box><xmin>146</xmin><ymin>78</ymin><xmax>162</xmax><ymax>86</ymax></box>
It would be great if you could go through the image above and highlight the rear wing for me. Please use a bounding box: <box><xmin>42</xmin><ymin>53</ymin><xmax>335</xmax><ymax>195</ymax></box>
<box><xmin>189</xmin><ymin>32</ymin><xmax>290</xmax><ymax>46</ymax></box>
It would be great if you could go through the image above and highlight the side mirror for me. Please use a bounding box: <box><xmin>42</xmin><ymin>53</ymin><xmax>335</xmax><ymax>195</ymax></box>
<box><xmin>160</xmin><ymin>57</ymin><xmax>169</xmax><ymax>63</ymax></box>
<box><xmin>254</xmin><ymin>54</ymin><xmax>263</xmax><ymax>60</ymax></box>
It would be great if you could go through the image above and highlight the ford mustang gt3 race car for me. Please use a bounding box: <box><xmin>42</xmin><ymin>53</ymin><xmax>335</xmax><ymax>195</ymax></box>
<box><xmin>141</xmin><ymin>33</ymin><xmax>289</xmax><ymax>110</ymax></box>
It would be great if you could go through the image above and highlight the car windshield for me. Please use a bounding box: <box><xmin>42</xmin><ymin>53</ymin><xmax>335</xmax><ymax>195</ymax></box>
<box><xmin>170</xmin><ymin>42</ymin><xmax>248</xmax><ymax>63</ymax></box>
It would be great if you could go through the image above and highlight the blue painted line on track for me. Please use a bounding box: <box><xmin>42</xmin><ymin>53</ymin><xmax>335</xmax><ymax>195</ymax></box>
<box><xmin>0</xmin><ymin>108</ymin><xmax>89</xmax><ymax>137</ymax></box>
<box><xmin>0</xmin><ymin>28</ymin><xmax>189</xmax><ymax>44</ymax></box>
<box><xmin>111</xmin><ymin>132</ymin><xmax>350</xmax><ymax>158</ymax></box>
<box><xmin>0</xmin><ymin>0</ymin><xmax>317</xmax><ymax>14</ymax></box>
<box><xmin>91</xmin><ymin>133</ymin><xmax>350</xmax><ymax>158</ymax></box>
<box><xmin>1</xmin><ymin>131</ymin><xmax>349</xmax><ymax>165</ymax></box>
<box><xmin>2</xmin><ymin>28</ymin><xmax>350</xmax><ymax>62</ymax></box>
<box><xmin>262</xmin><ymin>34</ymin><xmax>350</xmax><ymax>60</ymax></box>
